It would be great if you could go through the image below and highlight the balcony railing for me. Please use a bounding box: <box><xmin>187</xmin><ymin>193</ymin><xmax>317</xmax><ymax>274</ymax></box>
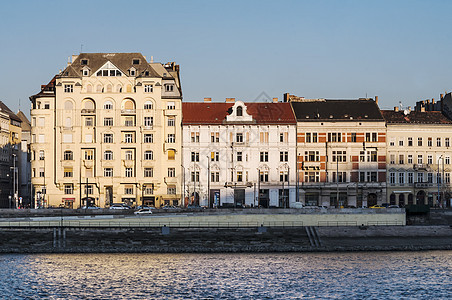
<box><xmin>121</xmin><ymin>109</ymin><xmax>136</xmax><ymax>114</ymax></box>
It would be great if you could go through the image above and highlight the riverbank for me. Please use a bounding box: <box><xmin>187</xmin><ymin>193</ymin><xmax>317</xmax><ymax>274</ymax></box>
<box><xmin>1</xmin><ymin>225</ymin><xmax>451</xmax><ymax>253</ymax></box>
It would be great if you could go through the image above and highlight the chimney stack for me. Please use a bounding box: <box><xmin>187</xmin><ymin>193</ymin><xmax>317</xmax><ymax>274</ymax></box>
<box><xmin>226</xmin><ymin>98</ymin><xmax>235</xmax><ymax>103</ymax></box>
<box><xmin>394</xmin><ymin>106</ymin><xmax>399</xmax><ymax>112</ymax></box>
<box><xmin>420</xmin><ymin>106</ymin><xmax>426</xmax><ymax>112</ymax></box>
<box><xmin>432</xmin><ymin>98</ymin><xmax>435</xmax><ymax>104</ymax></box>
<box><xmin>150</xmin><ymin>56</ymin><xmax>154</xmax><ymax>63</ymax></box>
<box><xmin>440</xmin><ymin>93</ymin><xmax>444</xmax><ymax>100</ymax></box>
<box><xmin>204</xmin><ymin>97</ymin><xmax>212</xmax><ymax>103</ymax></box>
<box><xmin>272</xmin><ymin>97</ymin><xmax>278</xmax><ymax>103</ymax></box>
<box><xmin>375</xmin><ymin>96</ymin><xmax>378</xmax><ymax>104</ymax></box>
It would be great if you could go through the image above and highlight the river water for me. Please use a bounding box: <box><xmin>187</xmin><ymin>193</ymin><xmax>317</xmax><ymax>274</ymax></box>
<box><xmin>0</xmin><ymin>251</ymin><xmax>451</xmax><ymax>299</ymax></box>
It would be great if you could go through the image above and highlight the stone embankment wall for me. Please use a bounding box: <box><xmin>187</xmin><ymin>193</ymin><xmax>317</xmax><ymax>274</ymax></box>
<box><xmin>0</xmin><ymin>226</ymin><xmax>451</xmax><ymax>253</ymax></box>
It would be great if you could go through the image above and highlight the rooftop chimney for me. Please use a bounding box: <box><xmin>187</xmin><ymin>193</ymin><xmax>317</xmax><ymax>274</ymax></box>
<box><xmin>375</xmin><ymin>96</ymin><xmax>378</xmax><ymax>104</ymax></box>
<box><xmin>420</xmin><ymin>106</ymin><xmax>426</xmax><ymax>112</ymax></box>
<box><xmin>394</xmin><ymin>106</ymin><xmax>399</xmax><ymax>112</ymax></box>
<box><xmin>226</xmin><ymin>98</ymin><xmax>235</xmax><ymax>103</ymax></box>
<box><xmin>71</xmin><ymin>55</ymin><xmax>78</xmax><ymax>63</ymax></box>
<box><xmin>432</xmin><ymin>98</ymin><xmax>435</xmax><ymax>104</ymax></box>
<box><xmin>204</xmin><ymin>97</ymin><xmax>212</xmax><ymax>102</ymax></box>
<box><xmin>272</xmin><ymin>97</ymin><xmax>278</xmax><ymax>103</ymax></box>
<box><xmin>150</xmin><ymin>56</ymin><xmax>154</xmax><ymax>63</ymax></box>
<box><xmin>440</xmin><ymin>93</ymin><xmax>444</xmax><ymax>100</ymax></box>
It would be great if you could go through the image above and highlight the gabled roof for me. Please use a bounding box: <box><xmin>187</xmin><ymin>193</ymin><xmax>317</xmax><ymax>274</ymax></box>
<box><xmin>182</xmin><ymin>102</ymin><xmax>296</xmax><ymax>125</ymax></box>
<box><xmin>59</xmin><ymin>53</ymin><xmax>161</xmax><ymax>78</ymax></box>
<box><xmin>16</xmin><ymin>110</ymin><xmax>31</xmax><ymax>131</ymax></box>
<box><xmin>30</xmin><ymin>76</ymin><xmax>56</xmax><ymax>100</ymax></box>
<box><xmin>291</xmin><ymin>99</ymin><xmax>384</xmax><ymax>121</ymax></box>
<box><xmin>0</xmin><ymin>101</ymin><xmax>21</xmax><ymax>123</ymax></box>
<box><xmin>381</xmin><ymin>110</ymin><xmax>452</xmax><ymax>124</ymax></box>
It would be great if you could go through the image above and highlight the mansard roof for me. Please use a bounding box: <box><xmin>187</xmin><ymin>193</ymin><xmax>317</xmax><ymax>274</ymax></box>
<box><xmin>291</xmin><ymin>99</ymin><xmax>384</xmax><ymax>121</ymax></box>
<box><xmin>59</xmin><ymin>53</ymin><xmax>161</xmax><ymax>78</ymax></box>
<box><xmin>182</xmin><ymin>102</ymin><xmax>296</xmax><ymax>125</ymax></box>
<box><xmin>381</xmin><ymin>110</ymin><xmax>452</xmax><ymax>124</ymax></box>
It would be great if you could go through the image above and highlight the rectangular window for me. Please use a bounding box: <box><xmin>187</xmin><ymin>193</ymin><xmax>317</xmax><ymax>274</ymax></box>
<box><xmin>237</xmin><ymin>152</ymin><xmax>242</xmax><ymax>162</ymax></box>
<box><xmin>446</xmin><ymin>138</ymin><xmax>450</xmax><ymax>147</ymax></box>
<box><xmin>328</xmin><ymin>132</ymin><xmax>341</xmax><ymax>142</ymax></box>
<box><xmin>64</xmin><ymin>84</ymin><xmax>73</xmax><ymax>93</ymax></box>
<box><xmin>168</xmin><ymin>168</ymin><xmax>176</xmax><ymax>177</ymax></box>
<box><xmin>236</xmin><ymin>133</ymin><xmax>243</xmax><ymax>143</ymax></box>
<box><xmin>144</xmin><ymin>168</ymin><xmax>153</xmax><ymax>177</ymax></box>
<box><xmin>446</xmin><ymin>156</ymin><xmax>450</xmax><ymax>165</ymax></box>
<box><xmin>237</xmin><ymin>171</ymin><xmax>243</xmax><ymax>182</ymax></box>
<box><xmin>104</xmin><ymin>118</ymin><xmax>113</xmax><ymax>126</ymax></box>
<box><xmin>417</xmin><ymin>172</ymin><xmax>424</xmax><ymax>183</ymax></box>
<box><xmin>144</xmin><ymin>134</ymin><xmax>153</xmax><ymax>143</ymax></box>
<box><xmin>211</xmin><ymin>172</ymin><xmax>220</xmax><ymax>182</ymax></box>
<box><xmin>167</xmin><ymin>134</ymin><xmax>175</xmax><ymax>143</ymax></box>
<box><xmin>191</xmin><ymin>152</ymin><xmax>199</xmax><ymax>162</ymax></box>
<box><xmin>191</xmin><ymin>171</ymin><xmax>200</xmax><ymax>182</ymax></box>
<box><xmin>125</xmin><ymin>168</ymin><xmax>134</xmax><ymax>177</ymax></box>
<box><xmin>85</xmin><ymin>185</ymin><xmax>93</xmax><ymax>195</ymax></box>
<box><xmin>417</xmin><ymin>155</ymin><xmax>423</xmax><ymax>164</ymax></box>
<box><xmin>85</xmin><ymin>134</ymin><xmax>93</xmax><ymax>143</ymax></box>
<box><xmin>144</xmin><ymin>84</ymin><xmax>153</xmax><ymax>93</ymax></box>
<box><xmin>360</xmin><ymin>151</ymin><xmax>365</xmax><ymax>162</ymax></box>
<box><xmin>167</xmin><ymin>101</ymin><xmax>175</xmax><ymax>109</ymax></box>
<box><xmin>366</xmin><ymin>133</ymin><xmax>371</xmax><ymax>142</ymax></box>
<box><xmin>279</xmin><ymin>132</ymin><xmax>288</xmax><ymax>143</ymax></box>
<box><xmin>144</xmin><ymin>117</ymin><xmax>153</xmax><ymax>127</ymax></box>
<box><xmin>305</xmin><ymin>151</ymin><xmax>320</xmax><ymax>162</ymax></box>
<box><xmin>104</xmin><ymin>151</ymin><xmax>113</xmax><ymax>160</ymax></box>
<box><xmin>39</xmin><ymin>150</ymin><xmax>45</xmax><ymax>160</ymax></box>
<box><xmin>39</xmin><ymin>134</ymin><xmax>45</xmax><ymax>143</ymax></box>
<box><xmin>211</xmin><ymin>132</ymin><xmax>220</xmax><ymax>143</ymax></box>
<box><xmin>372</xmin><ymin>132</ymin><xmax>377</xmax><ymax>142</ymax></box>
<box><xmin>124</xmin><ymin>133</ymin><xmax>134</xmax><ymax>143</ymax></box>
<box><xmin>167</xmin><ymin>187</ymin><xmax>177</xmax><ymax>195</ymax></box>
<box><xmin>124</xmin><ymin>116</ymin><xmax>135</xmax><ymax>127</ymax></box>
<box><xmin>260</xmin><ymin>171</ymin><xmax>269</xmax><ymax>182</ymax></box>
<box><xmin>389</xmin><ymin>172</ymin><xmax>395</xmax><ymax>184</ymax></box>
<box><xmin>104</xmin><ymin>168</ymin><xmax>113</xmax><ymax>177</ymax></box>
<box><xmin>446</xmin><ymin>173</ymin><xmax>450</xmax><ymax>184</ymax></box>
<box><xmin>85</xmin><ymin>117</ymin><xmax>94</xmax><ymax>127</ymax></box>
<box><xmin>399</xmin><ymin>173</ymin><xmax>405</xmax><ymax>184</ymax></box>
<box><xmin>305</xmin><ymin>133</ymin><xmax>311</xmax><ymax>143</ymax></box>
<box><xmin>437</xmin><ymin>138</ymin><xmax>441</xmax><ymax>147</ymax></box>
<box><xmin>38</xmin><ymin>117</ymin><xmax>45</xmax><ymax>127</ymax></box>
<box><xmin>280</xmin><ymin>171</ymin><xmax>289</xmax><ymax>182</ymax></box>
<box><xmin>399</xmin><ymin>154</ymin><xmax>404</xmax><ymax>164</ymax></box>
<box><xmin>39</xmin><ymin>167</ymin><xmax>45</xmax><ymax>177</ymax></box>
<box><xmin>63</xmin><ymin>167</ymin><xmax>73</xmax><ymax>178</ymax></box>
<box><xmin>260</xmin><ymin>152</ymin><xmax>268</xmax><ymax>162</ymax></box>
<box><xmin>64</xmin><ymin>184</ymin><xmax>73</xmax><ymax>195</ymax></box>
<box><xmin>332</xmin><ymin>151</ymin><xmax>347</xmax><ymax>162</ymax></box>
<box><xmin>408</xmin><ymin>172</ymin><xmax>414</xmax><ymax>184</ymax></box>
<box><xmin>428</xmin><ymin>173</ymin><xmax>433</xmax><ymax>183</ymax></box>
<box><xmin>84</xmin><ymin>150</ymin><xmax>93</xmax><ymax>160</ymax></box>
<box><xmin>418</xmin><ymin>137</ymin><xmax>423</xmax><ymax>146</ymax></box>
<box><xmin>165</xmin><ymin>85</ymin><xmax>175</xmax><ymax>92</ymax></box>
<box><xmin>191</xmin><ymin>132</ymin><xmax>199</xmax><ymax>143</ymax></box>
<box><xmin>408</xmin><ymin>137</ymin><xmax>413</xmax><ymax>146</ymax></box>
<box><xmin>390</xmin><ymin>154</ymin><xmax>395</xmax><ymax>164</ymax></box>
<box><xmin>408</xmin><ymin>154</ymin><xmax>413</xmax><ymax>164</ymax></box>
<box><xmin>280</xmin><ymin>151</ymin><xmax>288</xmax><ymax>162</ymax></box>
<box><xmin>351</xmin><ymin>133</ymin><xmax>357</xmax><ymax>143</ymax></box>
<box><xmin>104</xmin><ymin>134</ymin><xmax>113</xmax><ymax>143</ymax></box>
<box><xmin>305</xmin><ymin>172</ymin><xmax>320</xmax><ymax>182</ymax></box>
<box><xmin>168</xmin><ymin>118</ymin><xmax>175</xmax><ymax>127</ymax></box>
<box><xmin>211</xmin><ymin>152</ymin><xmax>219</xmax><ymax>161</ymax></box>
<box><xmin>428</xmin><ymin>137</ymin><xmax>433</xmax><ymax>147</ymax></box>
<box><xmin>399</xmin><ymin>139</ymin><xmax>404</xmax><ymax>147</ymax></box>
<box><xmin>125</xmin><ymin>186</ymin><xmax>134</xmax><ymax>195</ymax></box>
<box><xmin>260</xmin><ymin>132</ymin><xmax>269</xmax><ymax>143</ymax></box>
<box><xmin>428</xmin><ymin>155</ymin><xmax>433</xmax><ymax>164</ymax></box>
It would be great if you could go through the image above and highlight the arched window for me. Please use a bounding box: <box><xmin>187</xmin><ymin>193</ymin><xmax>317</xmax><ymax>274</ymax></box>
<box><xmin>65</xmin><ymin>117</ymin><xmax>72</xmax><ymax>127</ymax></box>
<box><xmin>96</xmin><ymin>84</ymin><xmax>103</xmax><ymax>93</ymax></box>
<box><xmin>236</xmin><ymin>106</ymin><xmax>243</xmax><ymax>116</ymax></box>
<box><xmin>83</xmin><ymin>99</ymin><xmax>95</xmax><ymax>110</ymax></box>
<box><xmin>123</xmin><ymin>99</ymin><xmax>135</xmax><ymax>110</ymax></box>
<box><xmin>86</xmin><ymin>84</ymin><xmax>93</xmax><ymax>93</ymax></box>
<box><xmin>63</xmin><ymin>150</ymin><xmax>73</xmax><ymax>160</ymax></box>
<box><xmin>116</xmin><ymin>84</ymin><xmax>122</xmax><ymax>93</ymax></box>
<box><xmin>144</xmin><ymin>150</ymin><xmax>153</xmax><ymax>160</ymax></box>
<box><xmin>125</xmin><ymin>150</ymin><xmax>133</xmax><ymax>160</ymax></box>
<box><xmin>144</xmin><ymin>101</ymin><xmax>153</xmax><ymax>110</ymax></box>
<box><xmin>126</xmin><ymin>84</ymin><xmax>132</xmax><ymax>93</ymax></box>
<box><xmin>106</xmin><ymin>84</ymin><xmax>112</xmax><ymax>93</ymax></box>
<box><xmin>64</xmin><ymin>100</ymin><xmax>73</xmax><ymax>110</ymax></box>
<box><xmin>104</xmin><ymin>101</ymin><xmax>113</xmax><ymax>110</ymax></box>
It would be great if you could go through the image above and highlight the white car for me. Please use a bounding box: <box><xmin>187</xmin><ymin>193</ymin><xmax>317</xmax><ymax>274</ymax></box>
<box><xmin>134</xmin><ymin>208</ymin><xmax>153</xmax><ymax>215</ymax></box>
<box><xmin>109</xmin><ymin>204</ymin><xmax>131</xmax><ymax>210</ymax></box>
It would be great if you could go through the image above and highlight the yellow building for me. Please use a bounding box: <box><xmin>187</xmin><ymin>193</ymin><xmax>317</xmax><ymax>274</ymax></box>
<box><xmin>30</xmin><ymin>53</ymin><xmax>182</xmax><ymax>208</ymax></box>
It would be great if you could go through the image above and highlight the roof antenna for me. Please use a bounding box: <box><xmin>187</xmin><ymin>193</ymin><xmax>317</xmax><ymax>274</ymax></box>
<box><xmin>18</xmin><ymin>98</ymin><xmax>21</xmax><ymax>111</ymax></box>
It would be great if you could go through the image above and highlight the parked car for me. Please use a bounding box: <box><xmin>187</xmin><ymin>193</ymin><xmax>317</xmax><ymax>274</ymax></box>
<box><xmin>136</xmin><ymin>205</ymin><xmax>155</xmax><ymax>210</ymax></box>
<box><xmin>134</xmin><ymin>208</ymin><xmax>153</xmax><ymax>215</ymax></box>
<box><xmin>369</xmin><ymin>205</ymin><xmax>385</xmax><ymax>209</ymax></box>
<box><xmin>388</xmin><ymin>205</ymin><xmax>400</xmax><ymax>208</ymax></box>
<box><xmin>81</xmin><ymin>205</ymin><xmax>101</xmax><ymax>209</ymax></box>
<box><xmin>109</xmin><ymin>204</ymin><xmax>131</xmax><ymax>210</ymax></box>
<box><xmin>291</xmin><ymin>202</ymin><xmax>304</xmax><ymax>209</ymax></box>
<box><xmin>162</xmin><ymin>205</ymin><xmax>180</xmax><ymax>210</ymax></box>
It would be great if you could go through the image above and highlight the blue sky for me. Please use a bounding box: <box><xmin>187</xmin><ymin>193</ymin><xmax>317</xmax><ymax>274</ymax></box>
<box><xmin>1</xmin><ymin>0</ymin><xmax>451</xmax><ymax>115</ymax></box>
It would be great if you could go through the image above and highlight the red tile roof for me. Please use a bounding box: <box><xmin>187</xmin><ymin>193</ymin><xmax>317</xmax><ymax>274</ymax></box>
<box><xmin>182</xmin><ymin>102</ymin><xmax>296</xmax><ymax>125</ymax></box>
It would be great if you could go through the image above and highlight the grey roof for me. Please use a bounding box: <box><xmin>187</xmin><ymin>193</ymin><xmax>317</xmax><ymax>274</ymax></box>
<box><xmin>59</xmin><ymin>53</ymin><xmax>161</xmax><ymax>78</ymax></box>
<box><xmin>291</xmin><ymin>99</ymin><xmax>384</xmax><ymax>121</ymax></box>
<box><xmin>0</xmin><ymin>101</ymin><xmax>22</xmax><ymax>123</ymax></box>
<box><xmin>16</xmin><ymin>111</ymin><xmax>31</xmax><ymax>130</ymax></box>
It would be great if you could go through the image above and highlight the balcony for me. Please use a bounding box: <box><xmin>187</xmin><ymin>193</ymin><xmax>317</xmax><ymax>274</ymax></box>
<box><xmin>414</xmin><ymin>182</ymin><xmax>435</xmax><ymax>188</ymax></box>
<box><xmin>164</xmin><ymin>109</ymin><xmax>178</xmax><ymax>116</ymax></box>
<box><xmin>81</xmin><ymin>109</ymin><xmax>95</xmax><ymax>114</ymax></box>
<box><xmin>224</xmin><ymin>181</ymin><xmax>253</xmax><ymax>188</ymax></box>
<box><xmin>164</xmin><ymin>177</ymin><xmax>178</xmax><ymax>184</ymax></box>
<box><xmin>121</xmin><ymin>109</ymin><xmax>136</xmax><ymax>114</ymax></box>
<box><xmin>413</xmin><ymin>164</ymin><xmax>429</xmax><ymax>171</ymax></box>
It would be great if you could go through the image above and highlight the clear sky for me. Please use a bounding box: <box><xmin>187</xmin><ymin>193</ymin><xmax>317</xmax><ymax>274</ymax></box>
<box><xmin>1</xmin><ymin>0</ymin><xmax>452</xmax><ymax>116</ymax></box>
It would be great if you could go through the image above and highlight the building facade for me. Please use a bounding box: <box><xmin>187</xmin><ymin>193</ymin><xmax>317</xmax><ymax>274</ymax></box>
<box><xmin>382</xmin><ymin>108</ymin><xmax>452</xmax><ymax>207</ymax></box>
<box><xmin>29</xmin><ymin>53</ymin><xmax>182</xmax><ymax>208</ymax></box>
<box><xmin>182</xmin><ymin>98</ymin><xmax>297</xmax><ymax>208</ymax></box>
<box><xmin>0</xmin><ymin>101</ymin><xmax>22</xmax><ymax>208</ymax></box>
<box><xmin>290</xmin><ymin>95</ymin><xmax>387</xmax><ymax>207</ymax></box>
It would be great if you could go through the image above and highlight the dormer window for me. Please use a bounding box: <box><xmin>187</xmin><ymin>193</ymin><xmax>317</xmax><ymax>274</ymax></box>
<box><xmin>130</xmin><ymin>69</ymin><xmax>136</xmax><ymax>76</ymax></box>
<box><xmin>236</xmin><ymin>106</ymin><xmax>243</xmax><ymax>116</ymax></box>
<box><xmin>82</xmin><ymin>69</ymin><xmax>89</xmax><ymax>76</ymax></box>
<box><xmin>133</xmin><ymin>59</ymin><xmax>140</xmax><ymax>65</ymax></box>
<box><xmin>81</xmin><ymin>59</ymin><xmax>88</xmax><ymax>65</ymax></box>
<box><xmin>95</xmin><ymin>61</ymin><xmax>122</xmax><ymax>76</ymax></box>
<box><xmin>64</xmin><ymin>84</ymin><xmax>73</xmax><ymax>93</ymax></box>
<box><xmin>165</xmin><ymin>84</ymin><xmax>174</xmax><ymax>92</ymax></box>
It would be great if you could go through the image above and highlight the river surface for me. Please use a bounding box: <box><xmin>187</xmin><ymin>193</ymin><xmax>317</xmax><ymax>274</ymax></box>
<box><xmin>0</xmin><ymin>251</ymin><xmax>451</xmax><ymax>299</ymax></box>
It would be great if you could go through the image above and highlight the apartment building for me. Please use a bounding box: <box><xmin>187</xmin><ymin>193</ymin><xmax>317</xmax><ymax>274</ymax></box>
<box><xmin>29</xmin><ymin>53</ymin><xmax>182</xmax><ymax>208</ymax></box>
<box><xmin>182</xmin><ymin>98</ymin><xmax>297</xmax><ymax>208</ymax></box>
<box><xmin>0</xmin><ymin>101</ymin><xmax>22</xmax><ymax>208</ymax></box>
<box><xmin>290</xmin><ymin>95</ymin><xmax>387</xmax><ymax>207</ymax></box>
<box><xmin>382</xmin><ymin>107</ymin><xmax>452</xmax><ymax>207</ymax></box>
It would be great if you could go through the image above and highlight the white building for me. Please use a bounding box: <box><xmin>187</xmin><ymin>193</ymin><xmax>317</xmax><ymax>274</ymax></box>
<box><xmin>182</xmin><ymin>98</ymin><xmax>297</xmax><ymax>208</ymax></box>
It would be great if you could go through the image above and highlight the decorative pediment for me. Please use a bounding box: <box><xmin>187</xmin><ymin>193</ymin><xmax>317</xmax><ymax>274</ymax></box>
<box><xmin>226</xmin><ymin>101</ymin><xmax>253</xmax><ymax>122</ymax></box>
<box><xmin>95</xmin><ymin>61</ymin><xmax>122</xmax><ymax>76</ymax></box>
